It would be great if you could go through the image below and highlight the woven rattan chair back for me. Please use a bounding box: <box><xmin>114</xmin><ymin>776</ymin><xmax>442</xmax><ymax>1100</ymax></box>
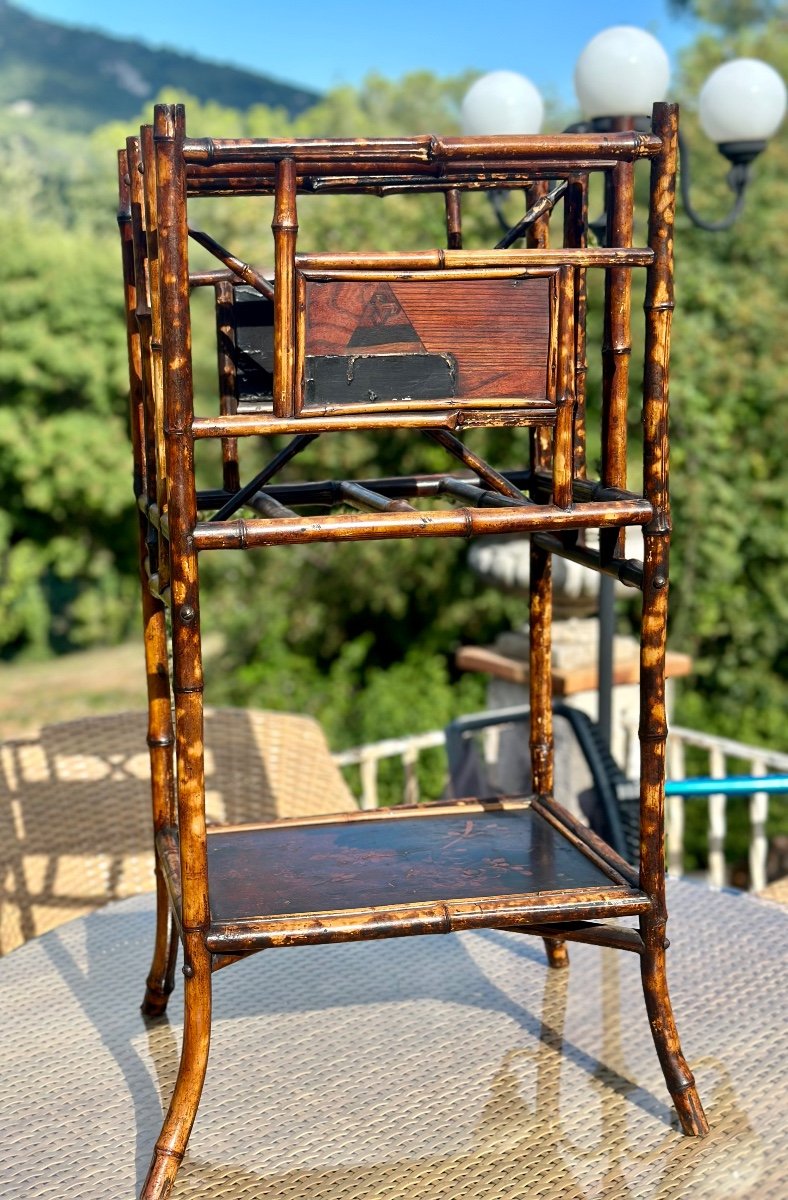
<box><xmin>0</xmin><ymin>709</ymin><xmax>352</xmax><ymax>954</ymax></box>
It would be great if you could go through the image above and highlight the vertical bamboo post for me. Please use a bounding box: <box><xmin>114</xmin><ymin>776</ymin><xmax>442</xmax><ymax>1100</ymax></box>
<box><xmin>121</xmin><ymin>144</ymin><xmax>175</xmax><ymax>800</ymax></box>
<box><xmin>444</xmin><ymin>188</ymin><xmax>463</xmax><ymax>249</ymax></box>
<box><xmin>529</xmin><ymin>540</ymin><xmax>553</xmax><ymax>798</ymax></box>
<box><xmin>273</xmin><ymin>157</ymin><xmax>298</xmax><ymax>417</ymax></box>
<box><xmin>119</xmin><ymin>148</ymin><xmax>176</xmax><ymax>1013</ymax></box>
<box><xmin>118</xmin><ymin>151</ymin><xmax>146</xmax><ymax>504</ymax></box>
<box><xmin>215</xmin><ymin>280</ymin><xmax>241</xmax><ymax>492</ymax></box>
<box><xmin>127</xmin><ymin>135</ymin><xmax>159</xmax><ymax>573</ymax></box>
<box><xmin>527</xmin><ymin>180</ymin><xmax>552</xmax><ymax>472</ymax></box>
<box><xmin>602</xmin><ymin>150</ymin><xmax>634</xmax><ymax>501</ymax></box>
<box><xmin>154</xmin><ymin>103</ymin><xmax>208</xmax><ymax>937</ymax></box>
<box><xmin>141</xmin><ymin>103</ymin><xmax>215</xmax><ymax>1195</ymax></box>
<box><xmin>141</xmin><ymin>122</ymin><xmax>170</xmax><ymax>592</ymax></box>
<box><xmin>563</xmin><ymin>175</ymin><xmax>588</xmax><ymax>478</ymax></box>
<box><xmin>639</xmin><ymin>105</ymin><xmax>676</xmax><ymax>911</ymax></box>
<box><xmin>638</xmin><ymin>101</ymin><xmax>708</xmax><ymax>1138</ymax></box>
<box><xmin>599</xmin><ymin>132</ymin><xmax>636</xmax><ymax>746</ymax></box>
<box><xmin>553</xmin><ymin>264</ymin><xmax>576</xmax><ymax>509</ymax></box>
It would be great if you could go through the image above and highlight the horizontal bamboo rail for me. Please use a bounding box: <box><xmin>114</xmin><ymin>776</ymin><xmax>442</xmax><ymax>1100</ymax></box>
<box><xmin>182</xmin><ymin>130</ymin><xmax>661</xmax><ymax>165</ymax></box>
<box><xmin>193</xmin><ymin>498</ymin><xmax>652</xmax><ymax>551</ymax></box>
<box><xmin>194</xmin><ymin>470</ymin><xmax>646</xmax><ymax>513</ymax></box>
<box><xmin>188</xmin><ymin>168</ymin><xmax>645</xmax><ymax>197</ymax></box>
<box><xmin>297</xmin><ymin>247</ymin><xmax>653</xmax><ymax>271</ymax></box>
<box><xmin>532</xmin><ymin>532</ymin><xmax>644</xmax><ymax>589</ymax></box>
<box><xmin>191</xmin><ymin>406</ymin><xmax>557</xmax><ymax>438</ymax></box>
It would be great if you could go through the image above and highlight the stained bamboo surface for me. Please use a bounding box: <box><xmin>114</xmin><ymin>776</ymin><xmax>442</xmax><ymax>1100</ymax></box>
<box><xmin>116</xmin><ymin>101</ymin><xmax>708</xmax><ymax>1200</ymax></box>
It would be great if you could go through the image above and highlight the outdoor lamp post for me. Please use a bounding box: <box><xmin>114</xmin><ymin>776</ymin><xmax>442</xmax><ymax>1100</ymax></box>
<box><xmin>460</xmin><ymin>26</ymin><xmax>786</xmax><ymax>748</ymax></box>
<box><xmin>462</xmin><ymin>26</ymin><xmax>787</xmax><ymax>234</ymax></box>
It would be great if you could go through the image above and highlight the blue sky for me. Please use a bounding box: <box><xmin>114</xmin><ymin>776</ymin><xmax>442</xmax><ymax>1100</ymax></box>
<box><xmin>14</xmin><ymin>0</ymin><xmax>699</xmax><ymax>107</ymax></box>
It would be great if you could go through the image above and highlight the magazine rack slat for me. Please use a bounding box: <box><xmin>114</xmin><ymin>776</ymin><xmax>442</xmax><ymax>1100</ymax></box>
<box><xmin>117</xmin><ymin>100</ymin><xmax>708</xmax><ymax>1200</ymax></box>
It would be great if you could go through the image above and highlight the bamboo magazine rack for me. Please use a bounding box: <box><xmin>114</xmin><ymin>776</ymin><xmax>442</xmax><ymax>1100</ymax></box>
<box><xmin>118</xmin><ymin>101</ymin><xmax>708</xmax><ymax>1198</ymax></box>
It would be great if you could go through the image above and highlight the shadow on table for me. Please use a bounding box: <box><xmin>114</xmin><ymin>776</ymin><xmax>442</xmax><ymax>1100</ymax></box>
<box><xmin>36</xmin><ymin>899</ymin><xmax>764</xmax><ymax>1200</ymax></box>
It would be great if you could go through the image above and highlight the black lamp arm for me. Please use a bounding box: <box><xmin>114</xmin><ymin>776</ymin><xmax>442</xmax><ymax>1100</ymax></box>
<box><xmin>677</xmin><ymin>127</ymin><xmax>762</xmax><ymax>233</ymax></box>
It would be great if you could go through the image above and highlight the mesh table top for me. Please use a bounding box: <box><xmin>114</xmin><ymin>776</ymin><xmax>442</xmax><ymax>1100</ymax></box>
<box><xmin>1</xmin><ymin>878</ymin><xmax>786</xmax><ymax>1199</ymax></box>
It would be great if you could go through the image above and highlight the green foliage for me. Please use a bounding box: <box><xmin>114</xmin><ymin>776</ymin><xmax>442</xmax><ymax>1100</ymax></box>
<box><xmin>667</xmin><ymin>16</ymin><xmax>788</xmax><ymax>747</ymax></box>
<box><xmin>668</xmin><ymin>0</ymin><xmax>782</xmax><ymax>31</ymax></box>
<box><xmin>0</xmin><ymin>156</ymin><xmax>138</xmax><ymax>655</ymax></box>
<box><xmin>0</xmin><ymin>15</ymin><xmax>786</xmax><ymax>794</ymax></box>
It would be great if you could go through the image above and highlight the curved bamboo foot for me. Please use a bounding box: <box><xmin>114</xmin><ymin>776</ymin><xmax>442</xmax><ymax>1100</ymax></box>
<box><xmin>640</xmin><ymin>927</ymin><xmax>709</xmax><ymax>1137</ymax></box>
<box><xmin>140</xmin><ymin>944</ymin><xmax>212</xmax><ymax>1199</ymax></box>
<box><xmin>142</xmin><ymin>880</ymin><xmax>179</xmax><ymax>1017</ymax></box>
<box><xmin>140</xmin><ymin>1147</ymin><xmax>182</xmax><ymax>1200</ymax></box>
<box><xmin>543</xmin><ymin>936</ymin><xmax>570</xmax><ymax>969</ymax></box>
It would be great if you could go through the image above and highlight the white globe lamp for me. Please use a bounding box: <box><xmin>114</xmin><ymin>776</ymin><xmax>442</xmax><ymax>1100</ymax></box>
<box><xmin>699</xmin><ymin>58</ymin><xmax>786</xmax><ymax>149</ymax></box>
<box><xmin>461</xmin><ymin>70</ymin><xmax>544</xmax><ymax>135</ymax></box>
<box><xmin>574</xmin><ymin>25</ymin><xmax>670</xmax><ymax>121</ymax></box>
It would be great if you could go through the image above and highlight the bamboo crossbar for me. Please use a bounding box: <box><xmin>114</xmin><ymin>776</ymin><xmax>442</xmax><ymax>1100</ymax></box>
<box><xmin>194</xmin><ymin>470</ymin><xmax>645</xmax><ymax>513</ymax></box>
<box><xmin>424</xmin><ymin>429</ymin><xmax>530</xmax><ymax>502</ymax></box>
<box><xmin>189</xmin><ymin>268</ymin><xmax>240</xmax><ymax>287</ymax></box>
<box><xmin>505</xmin><ymin>921</ymin><xmax>648</xmax><ymax>954</ymax></box>
<box><xmin>438</xmin><ymin>478</ymin><xmax>534</xmax><ymax>508</ymax></box>
<box><xmin>296</xmin><ymin>248</ymin><xmax>653</xmax><ymax>271</ymax></box>
<box><xmin>495</xmin><ymin>180</ymin><xmax>568</xmax><ymax>250</ymax></box>
<box><xmin>187</xmin><ymin>167</ymin><xmax>648</xmax><ymax>196</ymax></box>
<box><xmin>248</xmin><ymin>492</ymin><xmax>298</xmax><ymax>519</ymax></box>
<box><xmin>209</xmin><ymin>433</ymin><xmax>317</xmax><ymax>523</ymax></box>
<box><xmin>532</xmin><ymin>532</ymin><xmax>644</xmax><ymax>588</ymax></box>
<box><xmin>339</xmin><ymin>481</ymin><xmax>416</xmax><ymax>513</ymax></box>
<box><xmin>188</xmin><ymin>227</ymin><xmax>274</xmax><ymax>299</ymax></box>
<box><xmin>191</xmin><ymin>406</ymin><xmax>557</xmax><ymax>438</ymax></box>
<box><xmin>193</xmin><ymin>499</ymin><xmax>652</xmax><ymax>551</ymax></box>
<box><xmin>531</xmin><ymin>794</ymin><xmax>642</xmax><ymax>891</ymax></box>
<box><xmin>181</xmin><ymin>130</ymin><xmax>661</xmax><ymax>166</ymax></box>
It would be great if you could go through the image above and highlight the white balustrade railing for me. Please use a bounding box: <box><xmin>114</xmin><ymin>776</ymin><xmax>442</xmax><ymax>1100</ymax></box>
<box><xmin>654</xmin><ymin>724</ymin><xmax>788</xmax><ymax>892</ymax></box>
<box><xmin>333</xmin><ymin>730</ymin><xmax>446</xmax><ymax>810</ymax></box>
<box><xmin>334</xmin><ymin>722</ymin><xmax>788</xmax><ymax>892</ymax></box>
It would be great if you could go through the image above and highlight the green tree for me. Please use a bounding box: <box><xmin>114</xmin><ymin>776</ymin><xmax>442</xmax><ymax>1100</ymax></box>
<box><xmin>666</xmin><ymin>8</ymin><xmax>788</xmax><ymax>746</ymax></box>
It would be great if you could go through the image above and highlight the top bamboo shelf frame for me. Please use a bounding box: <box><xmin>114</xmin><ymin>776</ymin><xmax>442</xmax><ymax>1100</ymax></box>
<box><xmin>117</xmin><ymin>101</ymin><xmax>709</xmax><ymax>1200</ymax></box>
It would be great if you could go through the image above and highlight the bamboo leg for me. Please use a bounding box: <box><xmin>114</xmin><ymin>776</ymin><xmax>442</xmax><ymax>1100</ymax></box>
<box><xmin>142</xmin><ymin>888</ymin><xmax>178</xmax><ymax>1018</ymax></box>
<box><xmin>529</xmin><ymin>540</ymin><xmax>568</xmax><ymax>969</ymax></box>
<box><xmin>638</xmin><ymin>102</ymin><xmax>707</xmax><ymax>1137</ymax></box>
<box><xmin>140</xmin><ymin>586</ymin><xmax>177</xmax><ymax>1016</ymax></box>
<box><xmin>140</xmin><ymin>939</ymin><xmax>213</xmax><ymax>1198</ymax></box>
<box><xmin>639</xmin><ymin>915</ymin><xmax>708</xmax><ymax>1136</ymax></box>
<box><xmin>119</xmin><ymin>145</ymin><xmax>178</xmax><ymax>1017</ymax></box>
<box><xmin>638</xmin><ymin>536</ymin><xmax>707</xmax><ymax>1135</ymax></box>
<box><xmin>543</xmin><ymin>937</ymin><xmax>570</xmax><ymax>969</ymax></box>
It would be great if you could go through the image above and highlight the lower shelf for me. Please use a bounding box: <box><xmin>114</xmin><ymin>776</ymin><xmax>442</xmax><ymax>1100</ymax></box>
<box><xmin>159</xmin><ymin>799</ymin><xmax>650</xmax><ymax>953</ymax></box>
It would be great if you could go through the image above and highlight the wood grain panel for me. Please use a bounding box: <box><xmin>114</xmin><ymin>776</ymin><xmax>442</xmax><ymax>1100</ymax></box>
<box><xmin>303</xmin><ymin>276</ymin><xmax>552</xmax><ymax>401</ymax></box>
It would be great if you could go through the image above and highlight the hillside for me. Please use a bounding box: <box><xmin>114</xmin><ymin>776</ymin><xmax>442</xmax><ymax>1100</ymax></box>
<box><xmin>0</xmin><ymin>0</ymin><xmax>320</xmax><ymax>131</ymax></box>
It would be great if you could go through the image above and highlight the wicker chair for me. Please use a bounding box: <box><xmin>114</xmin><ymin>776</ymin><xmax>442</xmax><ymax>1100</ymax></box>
<box><xmin>0</xmin><ymin>708</ymin><xmax>354</xmax><ymax>955</ymax></box>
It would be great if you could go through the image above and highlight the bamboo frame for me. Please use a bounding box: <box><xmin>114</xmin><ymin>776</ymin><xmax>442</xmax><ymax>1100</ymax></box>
<box><xmin>563</xmin><ymin>175</ymin><xmax>588</xmax><ymax>476</ymax></box>
<box><xmin>444</xmin><ymin>188</ymin><xmax>462</xmax><ymax>249</ymax></box>
<box><xmin>116</xmin><ymin>101</ymin><xmax>707</xmax><ymax>1200</ymax></box>
<box><xmin>602</xmin><ymin>148</ymin><xmax>635</xmax><ymax>514</ymax></box>
<box><xmin>272</xmin><ymin>158</ymin><xmax>298</xmax><ymax>416</ymax></box>
<box><xmin>214</xmin><ymin>281</ymin><xmax>240</xmax><ymax>493</ymax></box>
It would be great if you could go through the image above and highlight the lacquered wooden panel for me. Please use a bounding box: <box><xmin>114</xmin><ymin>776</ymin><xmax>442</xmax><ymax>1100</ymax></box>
<box><xmin>206</xmin><ymin>806</ymin><xmax>613</xmax><ymax>923</ymax></box>
<box><xmin>301</xmin><ymin>275</ymin><xmax>552</xmax><ymax>404</ymax></box>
